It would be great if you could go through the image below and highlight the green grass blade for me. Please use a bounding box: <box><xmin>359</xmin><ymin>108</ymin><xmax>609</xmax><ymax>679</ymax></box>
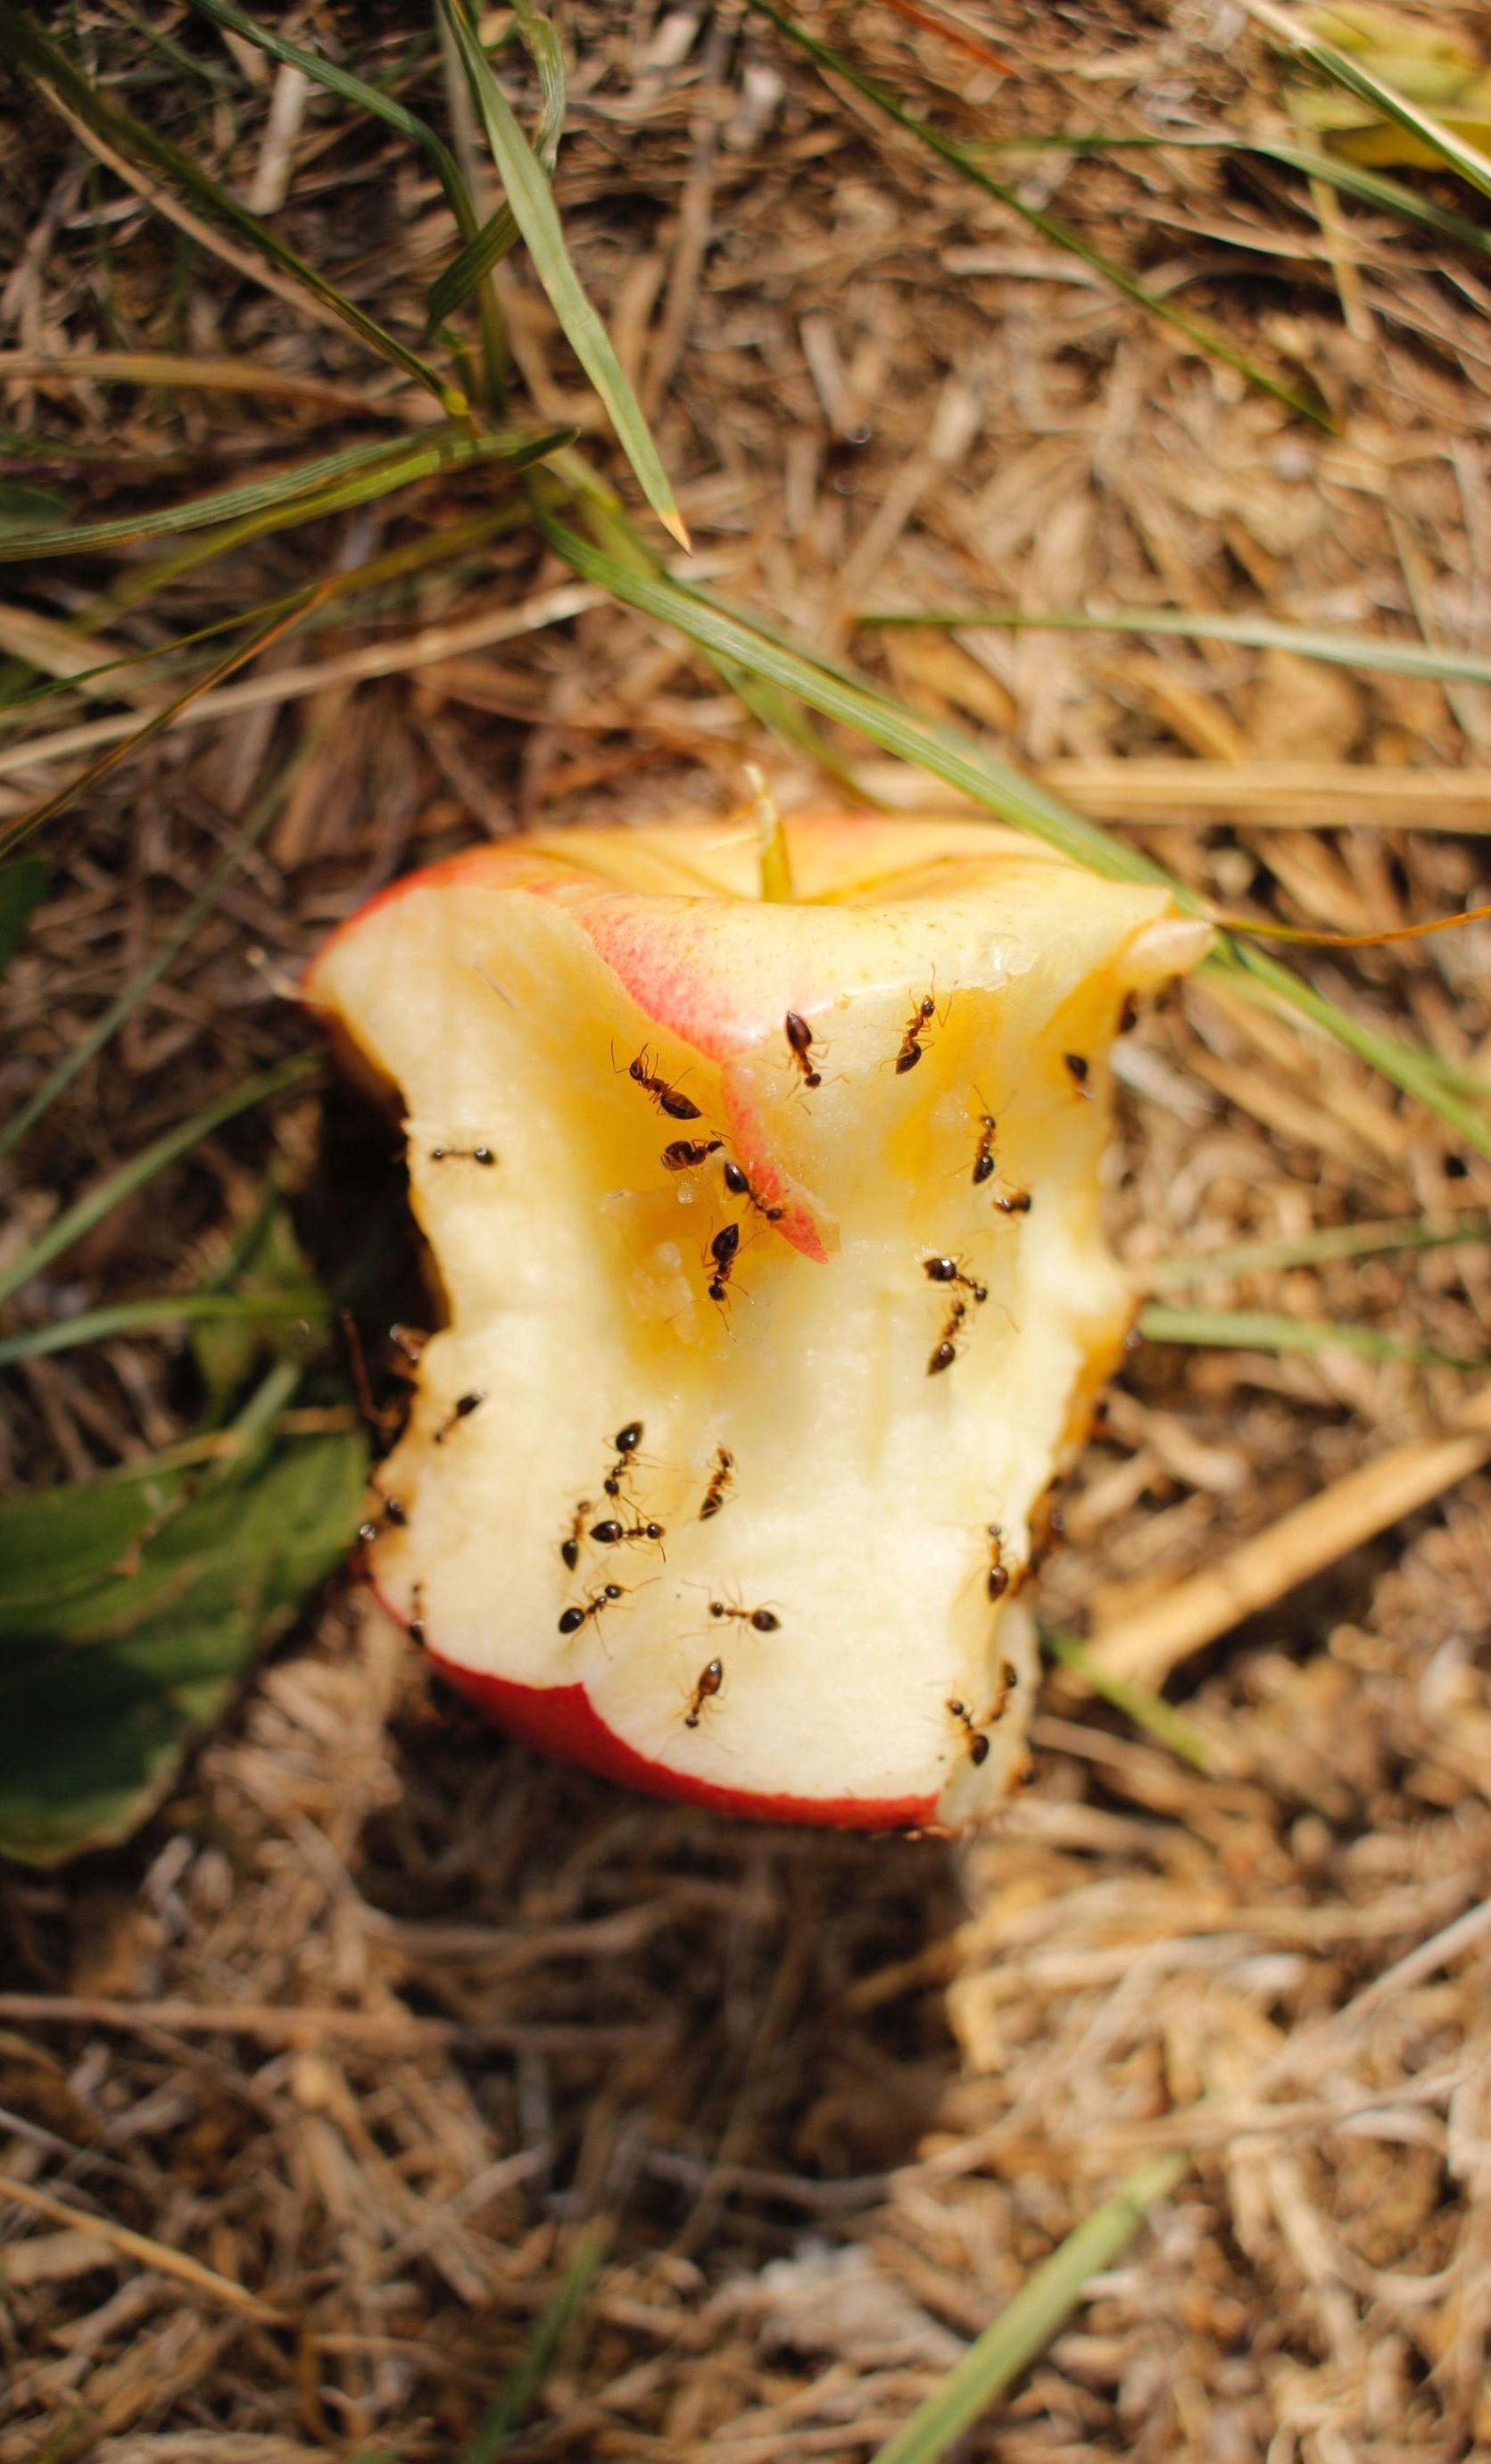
<box><xmin>867</xmin><ymin>2154</ymin><xmax>1188</xmax><ymax>2464</ymax></box>
<box><xmin>185</xmin><ymin>0</ymin><xmax>472</xmax><ymax>225</ymax></box>
<box><xmin>0</xmin><ymin>1291</ymin><xmax>326</xmax><ymax>1370</ymax></box>
<box><xmin>0</xmin><ymin>578</ymin><xmax>338</xmax><ymax>859</ymax></box>
<box><xmin>1245</xmin><ymin>0</ymin><xmax>1491</xmax><ymax>203</ymax></box>
<box><xmin>1</xmin><ymin>5</ymin><xmax>465</xmax><ymax>413</ymax></box>
<box><xmin>427</xmin><ymin>0</ymin><xmax>567</xmax><ymax>328</ymax></box>
<box><xmin>1138</xmin><ymin>1299</ymin><xmax>1483</xmax><ymax>1371</ymax></box>
<box><xmin>457</xmin><ymin>2227</ymin><xmax>609</xmax><ymax>2463</ymax></box>
<box><xmin>1220</xmin><ymin>936</ymin><xmax>1491</xmax><ymax>1158</ymax></box>
<box><xmin>0</xmin><ymin>746</ymin><xmax>308</xmax><ymax>1161</ymax></box>
<box><xmin>1253</xmin><ymin>135</ymin><xmax>1491</xmax><ymax>256</ymax></box>
<box><xmin>439</xmin><ymin>0</ymin><xmax>688</xmax><ymax>545</ymax></box>
<box><xmin>1142</xmin><ymin>1214</ymin><xmax>1491</xmax><ymax>1289</ymax></box>
<box><xmin>540</xmin><ymin>507</ymin><xmax>1491</xmax><ymax>1166</ymax></box>
<box><xmin>744</xmin><ymin>0</ymin><xmax>1329</xmax><ymax>428</ymax></box>
<box><xmin>0</xmin><ymin>423</ymin><xmax>564</xmax><ymax>561</ymax></box>
<box><xmin>0</xmin><ymin>433</ymin><xmax>432</xmax><ymax>562</ymax></box>
<box><xmin>0</xmin><ymin>858</ymin><xmax>46</xmax><ymax>978</ymax></box>
<box><xmin>858</xmin><ymin>603</ymin><xmax>1491</xmax><ymax>688</ymax></box>
<box><xmin>0</xmin><ymin>1052</ymin><xmax>319</xmax><ymax>1312</ymax></box>
<box><xmin>1040</xmin><ymin>1630</ymin><xmax>1213</xmax><ymax>1769</ymax></box>
<box><xmin>536</xmin><ymin>510</ymin><xmax>1170</xmax><ymax>888</ymax></box>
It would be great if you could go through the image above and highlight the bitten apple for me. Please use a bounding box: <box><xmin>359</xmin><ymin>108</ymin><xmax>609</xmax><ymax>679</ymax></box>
<box><xmin>308</xmin><ymin>811</ymin><xmax>1207</xmax><ymax>1829</ymax></box>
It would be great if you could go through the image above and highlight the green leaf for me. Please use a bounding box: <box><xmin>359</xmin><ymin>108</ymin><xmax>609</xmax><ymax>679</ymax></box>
<box><xmin>537</xmin><ymin>507</ymin><xmax>1491</xmax><ymax>1168</ymax></box>
<box><xmin>858</xmin><ymin>602</ymin><xmax>1491</xmax><ymax>688</ymax></box>
<box><xmin>0</xmin><ymin>1050</ymin><xmax>319</xmax><ymax>1312</ymax></box>
<box><xmin>866</xmin><ymin>2153</ymin><xmax>1188</xmax><ymax>2464</ymax></box>
<box><xmin>439</xmin><ymin>0</ymin><xmax>688</xmax><ymax>545</ymax></box>
<box><xmin>743</xmin><ymin>0</ymin><xmax>1330</xmax><ymax>429</ymax></box>
<box><xmin>0</xmin><ymin>1430</ymin><xmax>368</xmax><ymax>1865</ymax></box>
<box><xmin>427</xmin><ymin>0</ymin><xmax>567</xmax><ymax>328</ymax></box>
<box><xmin>0</xmin><ymin>5</ymin><xmax>465</xmax><ymax>412</ymax></box>
<box><xmin>0</xmin><ymin>857</ymin><xmax>46</xmax><ymax>977</ymax></box>
<box><xmin>1137</xmin><ymin>1299</ymin><xmax>1482</xmax><ymax>1371</ymax></box>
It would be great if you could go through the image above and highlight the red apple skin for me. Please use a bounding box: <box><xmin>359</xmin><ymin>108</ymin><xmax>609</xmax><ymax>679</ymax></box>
<box><xmin>427</xmin><ymin>1649</ymin><xmax>942</xmax><ymax>1833</ymax></box>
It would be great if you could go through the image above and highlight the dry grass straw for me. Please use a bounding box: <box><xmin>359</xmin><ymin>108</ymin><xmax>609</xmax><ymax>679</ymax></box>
<box><xmin>2</xmin><ymin>1</ymin><xmax>1491</xmax><ymax>2458</ymax></box>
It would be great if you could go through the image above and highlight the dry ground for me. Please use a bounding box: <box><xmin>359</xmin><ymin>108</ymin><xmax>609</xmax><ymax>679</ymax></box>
<box><xmin>1</xmin><ymin>4</ymin><xmax>1489</xmax><ymax>2459</ymax></box>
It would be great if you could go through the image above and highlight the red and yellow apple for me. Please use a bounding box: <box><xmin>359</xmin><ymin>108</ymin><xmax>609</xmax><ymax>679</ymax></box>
<box><xmin>307</xmin><ymin>810</ymin><xmax>1207</xmax><ymax>1829</ymax></box>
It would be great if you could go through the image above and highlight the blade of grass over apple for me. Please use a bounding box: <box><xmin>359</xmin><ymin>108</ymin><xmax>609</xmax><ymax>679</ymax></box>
<box><xmin>1</xmin><ymin>6</ymin><xmax>465</xmax><ymax>414</ymax></box>
<box><xmin>742</xmin><ymin>0</ymin><xmax>1329</xmax><ymax>428</ymax></box>
<box><xmin>1242</xmin><ymin>0</ymin><xmax>1491</xmax><ymax>203</ymax></box>
<box><xmin>865</xmin><ymin>2153</ymin><xmax>1189</xmax><ymax>2464</ymax></box>
<box><xmin>438</xmin><ymin>0</ymin><xmax>688</xmax><ymax>547</ymax></box>
<box><xmin>1138</xmin><ymin>1301</ymin><xmax>1484</xmax><ymax>1372</ymax></box>
<box><xmin>1040</xmin><ymin>1631</ymin><xmax>1213</xmax><ymax>1769</ymax></box>
<box><xmin>858</xmin><ymin>605</ymin><xmax>1491</xmax><ymax>689</ymax></box>
<box><xmin>0</xmin><ymin>1293</ymin><xmax>327</xmax><ymax>1372</ymax></box>
<box><xmin>538</xmin><ymin>510</ymin><xmax>1491</xmax><ymax>1166</ymax></box>
<box><xmin>1142</xmin><ymin>1215</ymin><xmax>1491</xmax><ymax>1289</ymax></box>
<box><xmin>427</xmin><ymin>0</ymin><xmax>567</xmax><ymax>329</ymax></box>
<box><xmin>0</xmin><ymin>1051</ymin><xmax>319</xmax><ymax>1313</ymax></box>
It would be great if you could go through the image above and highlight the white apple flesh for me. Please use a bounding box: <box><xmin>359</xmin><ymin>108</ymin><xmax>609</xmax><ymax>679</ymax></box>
<box><xmin>307</xmin><ymin>813</ymin><xmax>1207</xmax><ymax>1829</ymax></box>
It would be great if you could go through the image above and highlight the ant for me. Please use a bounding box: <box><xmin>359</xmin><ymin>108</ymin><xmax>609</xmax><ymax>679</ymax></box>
<box><xmin>967</xmin><ymin>1096</ymin><xmax>1031</xmax><ymax>1212</ymax></box>
<box><xmin>559</xmin><ymin>1497</ymin><xmax>592</xmax><ymax>1572</ymax></box>
<box><xmin>590</xmin><ymin>1514</ymin><xmax>666</xmax><ymax>1554</ymax></box>
<box><xmin>928</xmin><ymin>1296</ymin><xmax>968</xmax><ymax>1376</ymax></box>
<box><xmin>708</xmin><ymin>1596</ymin><xmax>779</xmax><ymax>1632</ymax></box>
<box><xmin>624</xmin><ymin>1045</ymin><xmax>701</xmax><ymax>1123</ymax></box>
<box><xmin>559</xmin><ymin>1582</ymin><xmax>624</xmax><ymax>1637</ymax></box>
<box><xmin>984</xmin><ymin>1523</ymin><xmax>1010</xmax><ymax>1601</ymax></box>
<box><xmin>602</xmin><ymin>1421</ymin><xmax>645</xmax><ymax>1499</ymax></box>
<box><xmin>783</xmin><ymin>1010</ymin><xmax>822</xmax><ymax>1089</ymax></box>
<box><xmin>895</xmin><ymin>990</ymin><xmax>937</xmax><ymax>1074</ymax></box>
<box><xmin>924</xmin><ymin>1255</ymin><xmax>988</xmax><ymax>1305</ymax></box>
<box><xmin>685</xmin><ymin>1657</ymin><xmax>725</xmax><ymax>1728</ymax></box>
<box><xmin>408</xmin><ymin>1583</ymin><xmax>427</xmax><ymax>1649</ymax></box>
<box><xmin>723</xmin><ymin>1157</ymin><xmax>783</xmax><ymax>1223</ymax></box>
<box><xmin>1064</xmin><ymin>1051</ymin><xmax>1092</xmax><ymax>1099</ymax></box>
<box><xmin>948</xmin><ymin>1699</ymin><xmax>990</xmax><ymax>1766</ymax></box>
<box><xmin>430</xmin><ymin>1143</ymin><xmax>496</xmax><ymax>1166</ymax></box>
<box><xmin>662</xmin><ymin>1136</ymin><xmax>723</xmax><ymax>1172</ymax></box>
<box><xmin>708</xmin><ymin>1221</ymin><xmax>741</xmax><ymax>1307</ymax></box>
<box><xmin>700</xmin><ymin>1445</ymin><xmax>734</xmax><ymax>1520</ymax></box>
<box><xmin>433</xmin><ymin>1390</ymin><xmax>485</xmax><ymax>1445</ymax></box>
<box><xmin>358</xmin><ymin>1486</ymin><xmax>408</xmax><ymax>1547</ymax></box>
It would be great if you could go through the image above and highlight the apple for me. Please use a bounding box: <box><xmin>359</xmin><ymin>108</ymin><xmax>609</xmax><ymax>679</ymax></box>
<box><xmin>307</xmin><ymin>811</ymin><xmax>1207</xmax><ymax>1830</ymax></box>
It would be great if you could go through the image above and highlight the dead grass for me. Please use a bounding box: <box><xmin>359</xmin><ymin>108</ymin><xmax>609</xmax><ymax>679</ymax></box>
<box><xmin>1</xmin><ymin>3</ymin><xmax>1489</xmax><ymax>2458</ymax></box>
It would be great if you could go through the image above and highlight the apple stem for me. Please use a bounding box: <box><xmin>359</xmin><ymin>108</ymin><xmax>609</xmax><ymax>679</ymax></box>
<box><xmin>745</xmin><ymin>764</ymin><xmax>794</xmax><ymax>903</ymax></box>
